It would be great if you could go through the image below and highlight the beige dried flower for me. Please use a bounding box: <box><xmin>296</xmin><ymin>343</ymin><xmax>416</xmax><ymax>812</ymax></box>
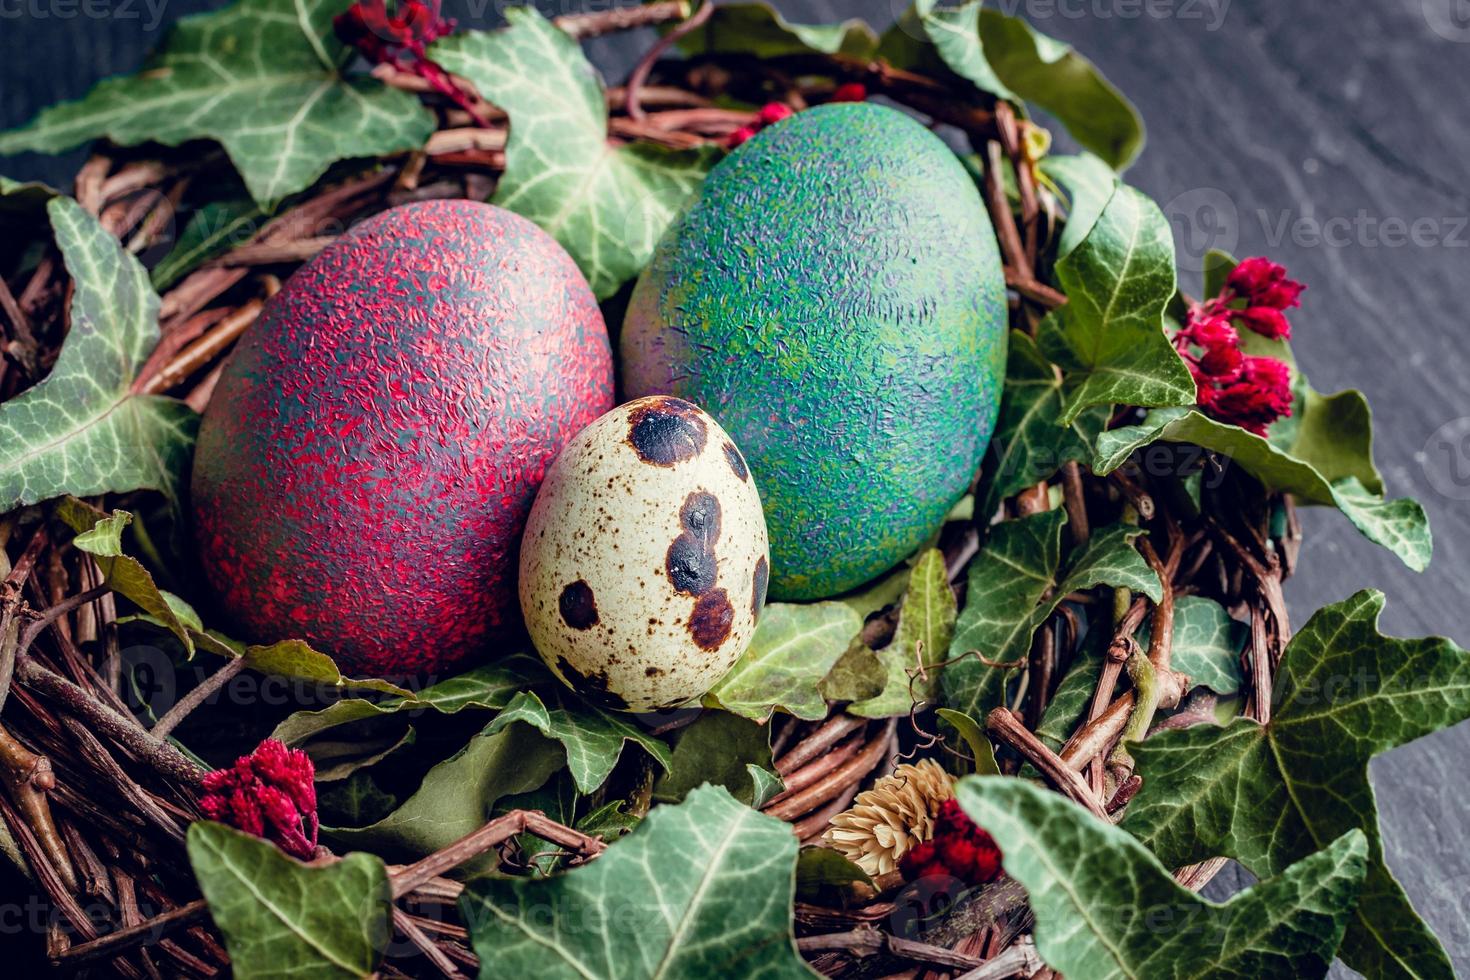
<box><xmin>821</xmin><ymin>758</ymin><xmax>954</xmax><ymax>876</ymax></box>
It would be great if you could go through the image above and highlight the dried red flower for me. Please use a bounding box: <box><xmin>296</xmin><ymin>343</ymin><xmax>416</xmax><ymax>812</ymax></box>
<box><xmin>334</xmin><ymin>0</ymin><xmax>489</xmax><ymax>127</ymax></box>
<box><xmin>1235</xmin><ymin>306</ymin><xmax>1291</xmax><ymax>341</ymax></box>
<box><xmin>1210</xmin><ymin>356</ymin><xmax>1294</xmax><ymax>436</ymax></box>
<box><xmin>199</xmin><ymin>739</ymin><xmax>318</xmax><ymax>860</ymax></box>
<box><xmin>898</xmin><ymin>798</ymin><xmax>1002</xmax><ymax>885</ymax></box>
<box><xmin>1175</xmin><ymin>256</ymin><xmax>1303</xmax><ymax>434</ymax></box>
<box><xmin>726</xmin><ymin>102</ymin><xmax>798</xmax><ymax>148</ymax></box>
<box><xmin>830</xmin><ymin>82</ymin><xmax>868</xmax><ymax>103</ymax></box>
<box><xmin>1226</xmin><ymin>256</ymin><xmax>1306</xmax><ymax>311</ymax></box>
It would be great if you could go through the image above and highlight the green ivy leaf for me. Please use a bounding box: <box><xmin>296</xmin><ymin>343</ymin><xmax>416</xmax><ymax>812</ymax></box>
<box><xmin>1037</xmin><ymin>184</ymin><xmax>1195</xmax><ymax>425</ymax></box>
<box><xmin>272</xmin><ymin>659</ymin><xmax>540</xmax><ymax>746</ymax></box>
<box><xmin>818</xmin><ymin>636</ymin><xmax>888</xmax><ymax>704</ymax></box>
<box><xmin>1139</xmin><ymin>595</ymin><xmax>1246</xmax><ymax>696</ymax></box>
<box><xmin>1039</xmin><ymin>153</ymin><xmax>1118</xmax><ymax>259</ymax></box>
<box><xmin>935</xmin><ymin>707</ymin><xmax>1000</xmax><ymax>775</ymax></box>
<box><xmin>1123</xmin><ymin>590</ymin><xmax>1470</xmax><ymax>979</ymax></box>
<box><xmin>879</xmin><ymin>0</ymin><xmax>1016</xmax><ymax>102</ymax></box>
<box><xmin>485</xmin><ymin>690</ymin><xmax>672</xmax><ymax>794</ymax></box>
<box><xmin>683</xmin><ymin>1</ymin><xmax>879</xmax><ymax>59</ymax></box>
<box><xmin>151</xmin><ymin>199</ymin><xmax>264</xmax><ymax>290</ymax></box>
<box><xmin>979</xmin><ymin>330</ymin><xmax>1109</xmax><ymax>515</ymax></box>
<box><xmin>187</xmin><ymin>632</ymin><xmax>414</xmax><ymax>698</ymax></box>
<box><xmin>188</xmin><ymin>822</ymin><xmax>392</xmax><ymax>979</ymax></box>
<box><xmin>0</xmin><ymin>0</ymin><xmax>433</xmax><ymax>207</ymax></box>
<box><xmin>943</xmin><ymin>513</ymin><xmax>1161</xmax><ymax>719</ymax></box>
<box><xmin>958</xmin><ymin>777</ymin><xmax>1366</xmax><ymax>980</ymax></box>
<box><xmin>0</xmin><ymin>198</ymin><xmax>197</xmax><ymax>511</ymax></box>
<box><xmin>850</xmin><ymin>548</ymin><xmax>957</xmax><ymax>718</ymax></box>
<box><xmin>653</xmin><ymin>710</ymin><xmax>779</xmax><ymax>807</ymax></box>
<box><xmin>459</xmin><ymin>784</ymin><xmax>809</xmax><ymax>979</ymax></box>
<box><xmin>708</xmin><ymin>601</ymin><xmax>863</xmax><ymax>722</ymax></box>
<box><xmin>431</xmin><ymin>9</ymin><xmax>720</xmax><ymax>300</ymax></box>
<box><xmin>329</xmin><ymin>724</ymin><xmax>564</xmax><ymax>858</ymax></box>
<box><xmin>1094</xmin><ymin>407</ymin><xmax>1431</xmax><ymax>571</ymax></box>
<box><xmin>56</xmin><ymin>500</ymin><xmax>193</xmax><ymax>651</ymax></box>
<box><xmin>977</xmin><ymin>9</ymin><xmax>1144</xmax><ymax>170</ymax></box>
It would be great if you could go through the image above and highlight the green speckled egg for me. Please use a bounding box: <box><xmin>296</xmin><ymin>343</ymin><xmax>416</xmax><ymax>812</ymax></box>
<box><xmin>621</xmin><ymin>102</ymin><xmax>1007</xmax><ymax>601</ymax></box>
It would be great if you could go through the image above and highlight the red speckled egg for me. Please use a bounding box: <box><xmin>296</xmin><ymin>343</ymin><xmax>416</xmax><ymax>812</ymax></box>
<box><xmin>189</xmin><ymin>200</ymin><xmax>614</xmax><ymax>679</ymax></box>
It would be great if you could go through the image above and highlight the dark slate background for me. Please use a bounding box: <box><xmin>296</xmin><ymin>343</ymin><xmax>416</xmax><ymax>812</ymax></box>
<box><xmin>2</xmin><ymin>0</ymin><xmax>1468</xmax><ymax>973</ymax></box>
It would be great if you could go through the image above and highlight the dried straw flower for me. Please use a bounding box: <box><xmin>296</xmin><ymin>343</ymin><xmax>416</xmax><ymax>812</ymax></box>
<box><xmin>821</xmin><ymin>758</ymin><xmax>954</xmax><ymax>876</ymax></box>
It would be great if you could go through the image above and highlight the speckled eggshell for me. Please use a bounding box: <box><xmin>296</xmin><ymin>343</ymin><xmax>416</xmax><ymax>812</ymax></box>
<box><xmin>190</xmin><ymin>200</ymin><xmax>614</xmax><ymax>679</ymax></box>
<box><xmin>621</xmin><ymin>102</ymin><xmax>1008</xmax><ymax>601</ymax></box>
<box><xmin>519</xmin><ymin>396</ymin><xmax>770</xmax><ymax>711</ymax></box>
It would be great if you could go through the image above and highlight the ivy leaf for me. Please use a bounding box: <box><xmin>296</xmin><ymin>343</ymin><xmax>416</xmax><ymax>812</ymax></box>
<box><xmin>56</xmin><ymin>500</ymin><xmax>193</xmax><ymax>651</ymax></box>
<box><xmin>818</xmin><ymin>637</ymin><xmax>888</xmax><ymax>704</ymax></box>
<box><xmin>431</xmin><ymin>9</ymin><xmax>720</xmax><ymax>300</ymax></box>
<box><xmin>653</xmin><ymin>710</ymin><xmax>779</xmax><ymax>807</ymax></box>
<box><xmin>0</xmin><ymin>0</ymin><xmax>433</xmax><ymax>207</ymax></box>
<box><xmin>151</xmin><ymin>199</ymin><xmax>264</xmax><ymax>290</ymax></box>
<box><xmin>850</xmin><ymin>549</ymin><xmax>957</xmax><ymax>718</ymax></box>
<box><xmin>272</xmin><ymin>659</ymin><xmax>541</xmax><ymax>746</ymax></box>
<box><xmin>1123</xmin><ymin>590</ymin><xmax>1470</xmax><ymax>979</ymax></box>
<box><xmin>1139</xmin><ymin>595</ymin><xmax>1246</xmax><ymax>696</ymax></box>
<box><xmin>189</xmin><ymin>632</ymin><xmax>414</xmax><ymax>698</ymax></box>
<box><xmin>879</xmin><ymin>0</ymin><xmax>1015</xmax><ymax>101</ymax></box>
<box><xmin>459</xmin><ymin>784</ymin><xmax>809</xmax><ymax>979</ymax></box>
<box><xmin>188</xmin><ymin>822</ymin><xmax>391</xmax><ymax>980</ymax></box>
<box><xmin>684</xmin><ymin>1</ymin><xmax>879</xmax><ymax>59</ymax></box>
<box><xmin>1094</xmin><ymin>407</ymin><xmax>1432</xmax><ymax>571</ymax></box>
<box><xmin>943</xmin><ymin>513</ymin><xmax>1161</xmax><ymax>719</ymax></box>
<box><xmin>979</xmin><ymin>330</ymin><xmax>1109</xmax><ymax>515</ymax></box>
<box><xmin>935</xmin><ymin>707</ymin><xmax>1000</xmax><ymax>775</ymax></box>
<box><xmin>707</xmin><ymin>601</ymin><xmax>863</xmax><ymax>722</ymax></box>
<box><xmin>1039</xmin><ymin>153</ymin><xmax>1118</xmax><ymax>259</ymax></box>
<box><xmin>328</xmin><ymin>724</ymin><xmax>564</xmax><ymax>858</ymax></box>
<box><xmin>484</xmin><ymin>690</ymin><xmax>672</xmax><ymax>794</ymax></box>
<box><xmin>0</xmin><ymin>198</ymin><xmax>197</xmax><ymax>511</ymax></box>
<box><xmin>881</xmin><ymin>3</ymin><xmax>1141</xmax><ymax>169</ymax></box>
<box><xmin>958</xmin><ymin>777</ymin><xmax>1367</xmax><ymax>980</ymax></box>
<box><xmin>977</xmin><ymin>9</ymin><xmax>1143</xmax><ymax>169</ymax></box>
<box><xmin>1037</xmin><ymin>184</ymin><xmax>1195</xmax><ymax>425</ymax></box>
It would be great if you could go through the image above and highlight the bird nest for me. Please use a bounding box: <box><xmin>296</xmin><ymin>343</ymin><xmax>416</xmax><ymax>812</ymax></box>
<box><xmin>0</xmin><ymin>3</ymin><xmax>1327</xmax><ymax>978</ymax></box>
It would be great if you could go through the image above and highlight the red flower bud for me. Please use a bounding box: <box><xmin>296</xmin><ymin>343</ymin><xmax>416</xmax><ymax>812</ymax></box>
<box><xmin>1235</xmin><ymin>306</ymin><xmax>1291</xmax><ymax>340</ymax></box>
<box><xmin>830</xmin><ymin>82</ymin><xmax>868</xmax><ymax>103</ymax></box>
<box><xmin>1226</xmin><ymin>256</ymin><xmax>1305</xmax><ymax>310</ymax></box>
<box><xmin>898</xmin><ymin>798</ymin><xmax>1003</xmax><ymax>886</ymax></box>
<box><xmin>757</xmin><ymin>102</ymin><xmax>795</xmax><ymax>126</ymax></box>
<box><xmin>1197</xmin><ymin>341</ymin><xmax>1245</xmax><ymax>382</ymax></box>
<box><xmin>726</xmin><ymin>124</ymin><xmax>760</xmax><ymax>149</ymax></box>
<box><xmin>199</xmin><ymin>739</ymin><xmax>318</xmax><ymax>860</ymax></box>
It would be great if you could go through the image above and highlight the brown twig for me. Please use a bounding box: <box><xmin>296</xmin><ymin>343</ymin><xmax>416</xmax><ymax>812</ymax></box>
<box><xmin>390</xmin><ymin>810</ymin><xmax>605</xmax><ymax>899</ymax></box>
<box><xmin>0</xmin><ymin>723</ymin><xmax>75</xmax><ymax>889</ymax></box>
<box><xmin>150</xmin><ymin>657</ymin><xmax>246</xmax><ymax>740</ymax></box>
<box><xmin>987</xmin><ymin>708</ymin><xmax>1106</xmax><ymax>819</ymax></box>
<box><xmin>625</xmin><ymin>0</ymin><xmax>715</xmax><ymax>122</ymax></box>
